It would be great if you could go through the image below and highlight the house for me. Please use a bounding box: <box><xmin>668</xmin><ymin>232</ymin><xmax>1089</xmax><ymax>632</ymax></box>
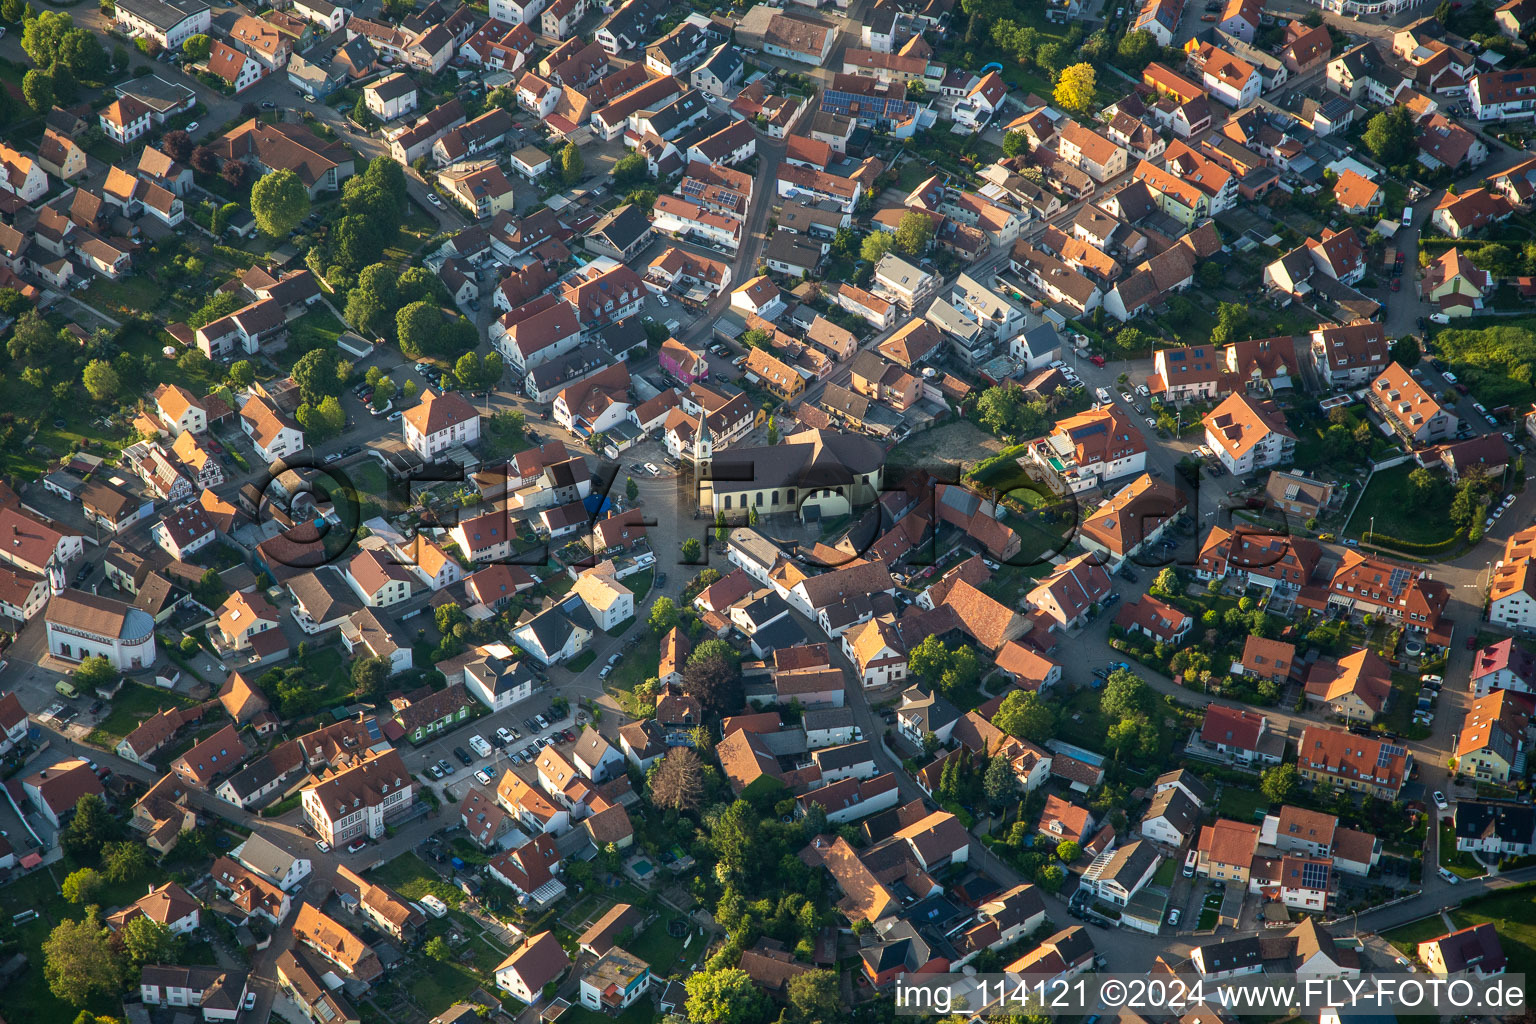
<box><xmin>579</xmin><ymin>948</ymin><xmax>650</xmax><ymax>1012</ymax></box>
<box><xmin>1077</xmin><ymin>473</ymin><xmax>1186</xmax><ymax>569</ymax></box>
<box><xmin>1421</xmin><ymin>247</ymin><xmax>1492</xmax><ymax>317</ymax></box>
<box><xmin>1420</xmin><ymin>923</ymin><xmax>1508</xmax><ymax>978</ymax></box>
<box><xmin>495</xmin><ymin>931</ymin><xmax>570</xmax><ymax>1004</ymax></box>
<box><xmin>1055</xmin><ymin>121</ymin><xmax>1128</xmax><ymax>183</ymax></box>
<box><xmin>44</xmin><ymin>589</ymin><xmax>157</xmax><ymax>671</ymax></box>
<box><xmin>572</xmin><ymin>727</ymin><xmax>626</xmax><ymax>782</ymax></box>
<box><xmin>1203</xmin><ymin>393</ymin><xmax>1295</xmax><ymax>474</ymax></box>
<box><xmin>1310</xmin><ymin>321</ymin><xmax>1389</xmax><ymax>388</ymax></box>
<box><xmin>572</xmin><ymin>564</ymin><xmax>634</xmax><ymax>631</ymax></box>
<box><xmin>1332</xmin><ymin>170</ymin><xmax>1383</xmax><ymax>214</ymax></box>
<box><xmin>292</xmin><ymin>903</ymin><xmax>382</xmax><ymax>983</ymax></box>
<box><xmin>390</xmin><ymin>683</ymin><xmax>476</xmax><ymax>744</ymax></box>
<box><xmin>1027</xmin><ymin>406</ymin><xmax>1147</xmax><ymax>494</ymax></box>
<box><xmin>99</xmin><ymin>96</ymin><xmax>153</xmax><ymax>145</ymax></box>
<box><xmin>171</xmin><ymin>724</ymin><xmax>248</xmax><ymax>788</ymax></box>
<box><xmin>239</xmin><ymin>395</ymin><xmax>304</xmax><ymax>463</ymax></box>
<box><xmin>1297</xmin><ymin>725</ymin><xmax>1412</xmax><ymax>799</ymax></box>
<box><xmin>114</xmin><ymin>0</ymin><xmax>211</xmax><ymax>49</ymax></box>
<box><xmin>212</xmin><ymin>589</ymin><xmax>280</xmax><ymax>653</ymax></box>
<box><xmin>1469</xmin><ymin>66</ymin><xmax>1536</xmax><ymax>121</ymax></box>
<box><xmin>346</xmin><ymin>549</ymin><xmax>415</xmax><ymax>608</ymax></box>
<box><xmin>139</xmin><ymin>965</ymin><xmax>249</xmax><ymax>1020</ymax></box>
<box><xmin>23</xmin><ymin>758</ymin><xmax>104</xmax><ymax>827</ymax></box>
<box><xmin>277</xmin><ymin>950</ymin><xmax>359</xmax><ymax>1024</ymax></box>
<box><xmin>1454</xmin><ymin>689</ymin><xmax>1532</xmax><ymax>783</ymax></box>
<box><xmin>1455</xmin><ymin>800</ymin><xmax>1535</xmax><ymax>857</ymax></box>
<box><xmin>1470</xmin><ymin>637</ymin><xmax>1536</xmax><ymax>697</ymax></box>
<box><xmin>1201</xmin><ymin>704</ymin><xmax>1282</xmax><ymax>765</ymax></box>
<box><xmin>300</xmin><ymin>749</ymin><xmax>414</xmax><ymax>846</ymax></box>
<box><xmin>1305</xmin><ymin>648</ymin><xmax>1394</xmax><ymax>723</ymax></box>
<box><xmin>1432</xmin><ymin>188</ymin><xmax>1514</xmax><ymax>238</ymax></box>
<box><xmin>211</xmin><ymin>856</ymin><xmax>292</xmax><ymax>923</ymax></box>
<box><xmin>232</xmin><ymin>832</ymin><xmax>312</xmax><ymax>891</ymax></box>
<box><xmin>365</xmin><ymin>72</ymin><xmax>419</xmax><ymax>121</ymax></box>
<box><xmin>1195</xmin><ymin>818</ymin><xmax>1260</xmax><ymax>883</ymax></box>
<box><xmin>1026</xmin><ymin>554</ymin><xmax>1113</xmax><ymax>630</ymax></box>
<box><xmin>1081</xmin><ymin>839</ymin><xmax>1160</xmax><ymax>908</ymax></box>
<box><xmin>1037</xmin><ymin>794</ymin><xmax>1095</xmax><ymax>844</ymax></box>
<box><xmin>1140</xmin><ymin>786</ymin><xmax>1203</xmax><ymax>847</ymax></box>
<box><xmin>1366</xmin><ymin>361</ymin><xmax>1457</xmax><ymax>444</ymax></box>
<box><xmin>403</xmin><ymin>389</ymin><xmax>480</xmax><ymax>460</ymax></box>
<box><xmin>1114</xmin><ymin>595</ymin><xmax>1193</xmax><ymax>645</ymax></box>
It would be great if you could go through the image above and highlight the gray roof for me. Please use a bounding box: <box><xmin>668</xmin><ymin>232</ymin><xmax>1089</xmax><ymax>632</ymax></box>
<box><xmin>233</xmin><ymin>832</ymin><xmax>304</xmax><ymax>886</ymax></box>
<box><xmin>803</xmin><ymin>707</ymin><xmax>856</xmax><ymax>733</ymax></box>
<box><xmin>811</xmin><ymin>740</ymin><xmax>873</xmax><ymax>772</ymax></box>
<box><xmin>115</xmin><ymin>0</ymin><xmax>208</xmax><ymax>32</ymax></box>
<box><xmin>287</xmin><ymin>567</ymin><xmax>362</xmax><ymax>624</ymax></box>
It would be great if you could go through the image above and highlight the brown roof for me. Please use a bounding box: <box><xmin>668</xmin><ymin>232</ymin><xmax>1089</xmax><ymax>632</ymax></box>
<box><xmin>578</xmin><ymin>903</ymin><xmax>639</xmax><ymax>954</ymax></box>
<box><xmin>293</xmin><ymin>902</ymin><xmax>382</xmax><ymax>981</ymax></box>
<box><xmin>496</xmin><ymin>931</ymin><xmax>569</xmax><ymax>990</ymax></box>
<box><xmin>1197</xmin><ymin>818</ymin><xmax>1261</xmax><ymax>868</ymax></box>
<box><xmin>940</xmin><ymin>579</ymin><xmax>1019</xmax><ymax>651</ymax></box>
<box><xmin>405</xmin><ymin>389</ymin><xmax>479</xmax><ymax>437</ymax></box>
<box><xmin>218</xmin><ymin>671</ymin><xmax>269</xmax><ymax>723</ymax></box>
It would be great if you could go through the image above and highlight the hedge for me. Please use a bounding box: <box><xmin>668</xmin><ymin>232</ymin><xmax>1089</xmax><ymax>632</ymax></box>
<box><xmin>1360</xmin><ymin>528</ymin><xmax>1466</xmax><ymax>557</ymax></box>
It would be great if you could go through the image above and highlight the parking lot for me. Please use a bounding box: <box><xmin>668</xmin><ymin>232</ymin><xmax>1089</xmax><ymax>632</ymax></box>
<box><xmin>406</xmin><ymin>697</ymin><xmax>587</xmax><ymax>803</ymax></box>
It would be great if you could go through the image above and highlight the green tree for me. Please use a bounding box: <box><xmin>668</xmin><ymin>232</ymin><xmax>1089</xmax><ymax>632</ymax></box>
<box><xmin>250</xmin><ymin>168</ymin><xmax>310</xmax><ymax>238</ymax></box>
<box><xmin>1406</xmin><ymin>467</ymin><xmax>1440</xmax><ymax>509</ymax></box>
<box><xmin>1362</xmin><ymin>105</ymin><xmax>1416</xmax><ymax>165</ymax></box>
<box><xmin>1391</xmin><ymin>335</ymin><xmax>1421</xmax><ymax>369</ymax></box>
<box><xmin>1</xmin><ymin>0</ymin><xmax>23</xmax><ymax>22</ymax></box>
<box><xmin>21</xmin><ymin>68</ymin><xmax>52</xmax><ymax>111</ymax></box>
<box><xmin>983</xmin><ymin>754</ymin><xmax>1015</xmax><ymax>807</ymax></box>
<box><xmin>1056</xmin><ymin>840</ymin><xmax>1081</xmax><ymax>863</ymax></box>
<box><xmin>685</xmin><ymin>967</ymin><xmax>770</xmax><ymax>1024</ymax></box>
<box><xmin>101</xmin><ymin>840</ymin><xmax>152</xmax><ymax>883</ymax></box>
<box><xmin>121</xmin><ymin>914</ymin><xmax>175</xmax><ymax>967</ymax></box>
<box><xmin>681</xmin><ymin>537</ymin><xmax>702</xmax><ymax>563</ymax></box>
<box><xmin>649</xmin><ymin>596</ymin><xmax>679</xmax><ymax>634</ymax></box>
<box><xmin>56</xmin><ymin>28</ymin><xmax>105</xmax><ymax>76</ymax></box>
<box><xmin>1259</xmin><ymin>763</ymin><xmax>1297</xmax><ymax>805</ymax></box>
<box><xmin>785</xmin><ymin>969</ymin><xmax>840</xmax><ymax>1024</ymax></box>
<box><xmin>560</xmin><ymin>141</ymin><xmax>584</xmax><ymax>184</ymax></box>
<box><xmin>43</xmin><ymin>908</ymin><xmax>124</xmax><ymax>1007</ymax></box>
<box><xmin>1053</xmin><ymin>62</ymin><xmax>1096</xmax><ymax>114</ymax></box>
<box><xmin>291</xmin><ymin>346</ymin><xmax>343</xmax><ymax>404</ymax></box>
<box><xmin>893</xmin><ymin>211</ymin><xmax>935</xmax><ymax>257</ymax></box>
<box><xmin>8</xmin><ymin>309</ymin><xmax>62</xmax><ymax>363</ymax></box>
<box><xmin>396</xmin><ymin>300</ymin><xmax>441</xmax><ymax>358</ymax></box>
<box><xmin>20</xmin><ymin>10</ymin><xmax>72</xmax><ymax>67</ymax></box>
<box><xmin>350</xmin><ymin>655</ymin><xmax>390</xmax><ymax>700</ymax></box>
<box><xmin>991</xmin><ymin>689</ymin><xmax>1055</xmax><ymax>743</ymax></box>
<box><xmin>1036</xmin><ymin>863</ymin><xmax>1066</xmax><ymax>893</ymax></box>
<box><xmin>82</xmin><ymin>359</ymin><xmax>119</xmax><ymax>402</ymax></box>
<box><xmin>182</xmin><ymin>32</ymin><xmax>211</xmax><ymax>61</ymax></box>
<box><xmin>1101</xmin><ymin>668</ymin><xmax>1151</xmax><ymax>720</ymax></box>
<box><xmin>346</xmin><ymin>263</ymin><xmax>400</xmax><ymax>338</ymax></box>
<box><xmin>1116</xmin><ymin>28</ymin><xmax>1158</xmax><ymax>68</ymax></box>
<box><xmin>612</xmin><ymin>153</ymin><xmax>648</xmax><ymax>186</ymax></box>
<box><xmin>73</xmin><ymin>655</ymin><xmax>117</xmax><ymax>691</ymax></box>
<box><xmin>1035</xmin><ymin>41</ymin><xmax>1065</xmax><ymax>80</ymax></box>
<box><xmin>908</xmin><ymin>634</ymin><xmax>948</xmax><ymax>684</ymax></box>
<box><xmin>424</xmin><ymin>936</ymin><xmax>451</xmax><ymax>961</ymax></box>
<box><xmin>860</xmin><ymin>231</ymin><xmax>895</xmax><ymax>263</ymax></box>
<box><xmin>1150</xmin><ymin>567</ymin><xmax>1182</xmax><ymax>598</ymax></box>
<box><xmin>625</xmin><ymin>475</ymin><xmax>639</xmax><ymax>501</ymax></box>
<box><xmin>1209</xmin><ymin>301</ymin><xmax>1252</xmax><ymax>346</ymax></box>
<box><xmin>61</xmin><ymin>867</ymin><xmax>104</xmax><ymax>904</ymax></box>
<box><xmin>1002</xmin><ymin>130</ymin><xmax>1029</xmax><ymax>158</ymax></box>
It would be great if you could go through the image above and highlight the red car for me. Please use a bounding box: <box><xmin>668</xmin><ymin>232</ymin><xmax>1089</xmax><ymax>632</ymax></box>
<box><xmin>1391</xmin><ymin>277</ymin><xmax>1401</xmax><ymax>291</ymax></box>
<box><xmin>1090</xmin><ymin>355</ymin><xmax>1106</xmax><ymax>367</ymax></box>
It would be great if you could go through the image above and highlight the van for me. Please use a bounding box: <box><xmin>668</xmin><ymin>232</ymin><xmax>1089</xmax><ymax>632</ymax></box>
<box><xmin>1403</xmin><ymin>206</ymin><xmax>1413</xmax><ymax>226</ymax></box>
<box><xmin>56</xmin><ymin>680</ymin><xmax>79</xmax><ymax>699</ymax></box>
<box><xmin>469</xmin><ymin>734</ymin><xmax>493</xmax><ymax>758</ymax></box>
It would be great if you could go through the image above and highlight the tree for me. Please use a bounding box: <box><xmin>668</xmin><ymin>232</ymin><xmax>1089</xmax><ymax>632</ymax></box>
<box><xmin>190</xmin><ymin>144</ymin><xmax>219</xmax><ymax>176</ymax></box>
<box><xmin>292</xmin><ymin>346</ymin><xmax>343</xmax><ymax>403</ymax></box>
<box><xmin>860</xmin><ymin>231</ymin><xmax>895</xmax><ymax>263</ymax></box>
<box><xmin>21</xmin><ymin>10</ymin><xmax>71</xmax><ymax>67</ymax></box>
<box><xmin>560</xmin><ymin>141</ymin><xmax>584</xmax><ymax>184</ymax></box>
<box><xmin>8</xmin><ymin>309</ymin><xmax>62</xmax><ymax>363</ymax></box>
<box><xmin>1260</xmin><ymin>763</ymin><xmax>1297</xmax><ymax>805</ymax></box>
<box><xmin>1002</xmin><ymin>130</ymin><xmax>1029</xmax><ymax>158</ymax></box>
<box><xmin>685</xmin><ymin>968</ymin><xmax>770</xmax><ymax>1024</ymax></box>
<box><xmin>649</xmin><ymin>596</ymin><xmax>679</xmax><ymax>635</ymax></box>
<box><xmin>625</xmin><ymin>475</ymin><xmax>639</xmax><ymax>501</ymax></box>
<box><xmin>1101</xmin><ymin>669</ymin><xmax>1151</xmax><ymax>720</ymax></box>
<box><xmin>991</xmin><ymin>689</ymin><xmax>1055</xmax><ymax>743</ymax></box>
<box><xmin>296</xmin><ymin>396</ymin><xmax>345</xmax><ymax>438</ymax></box>
<box><xmin>60</xmin><ymin>867</ymin><xmax>105</xmax><ymax>906</ymax></box>
<box><xmin>1391</xmin><ymin>335</ymin><xmax>1421</xmax><ymax>369</ymax></box>
<box><xmin>681</xmin><ymin>537</ymin><xmax>702</xmax><ymax>563</ymax></box>
<box><xmin>0</xmin><ymin>0</ymin><xmax>21</xmax><ymax>22</ymax></box>
<box><xmin>222</xmin><ymin>159</ymin><xmax>248</xmax><ymax>190</ymax></box>
<box><xmin>1362</xmin><ymin>105</ymin><xmax>1416</xmax><ymax>166</ymax></box>
<box><xmin>1053</xmin><ymin>62</ymin><xmax>1096</xmax><ymax>114</ymax></box>
<box><xmin>893</xmin><ymin>211</ymin><xmax>935</xmax><ymax>257</ymax></box>
<box><xmin>182</xmin><ymin>32</ymin><xmax>211</xmax><ymax>62</ymax></box>
<box><xmin>160</xmin><ymin>130</ymin><xmax>193</xmax><ymax>164</ymax></box>
<box><xmin>1116</xmin><ymin>28</ymin><xmax>1158</xmax><ymax>68</ymax></box>
<box><xmin>1209</xmin><ymin>301</ymin><xmax>1252</xmax><ymax>346</ymax></box>
<box><xmin>350</xmin><ymin>655</ymin><xmax>390</xmax><ymax>700</ymax></box>
<box><xmin>424</xmin><ymin>936</ymin><xmax>451</xmax><ymax>961</ymax></box>
<box><xmin>650</xmin><ymin>747</ymin><xmax>705</xmax><ymax>812</ymax></box>
<box><xmin>983</xmin><ymin>754</ymin><xmax>1015</xmax><ymax>807</ymax></box>
<box><xmin>785</xmin><ymin>969</ymin><xmax>839</xmax><ymax>1024</ymax></box>
<box><xmin>1406</xmin><ymin>467</ymin><xmax>1441</xmax><ymax>509</ymax></box>
<box><xmin>1151</xmin><ymin>567</ymin><xmax>1182</xmax><ymax>598</ymax></box>
<box><xmin>57</xmin><ymin>28</ymin><xmax>105</xmax><ymax>76</ymax></box>
<box><xmin>43</xmin><ymin>909</ymin><xmax>124</xmax><ymax>1007</ymax></box>
<box><xmin>250</xmin><ymin>168</ymin><xmax>310</xmax><ymax>238</ymax></box>
<box><xmin>612</xmin><ymin>153</ymin><xmax>648</xmax><ymax>186</ymax></box>
<box><xmin>1036</xmin><ymin>41</ymin><xmax>1065</xmax><ymax>80</ymax></box>
<box><xmin>60</xmin><ymin>793</ymin><xmax>120</xmax><ymax>860</ymax></box>
<box><xmin>82</xmin><ymin>359</ymin><xmax>119</xmax><ymax>402</ymax></box>
<box><xmin>682</xmin><ymin>649</ymin><xmax>740</xmax><ymax>716</ymax></box>
<box><xmin>908</xmin><ymin>634</ymin><xmax>948</xmax><ymax>684</ymax></box>
<box><xmin>73</xmin><ymin>655</ymin><xmax>117</xmax><ymax>691</ymax></box>
<box><xmin>101</xmin><ymin>840</ymin><xmax>152</xmax><ymax>883</ymax></box>
<box><xmin>1056</xmin><ymin>840</ymin><xmax>1081</xmax><ymax>863</ymax></box>
<box><xmin>396</xmin><ymin>300</ymin><xmax>442</xmax><ymax>358</ymax></box>
<box><xmin>346</xmin><ymin>263</ymin><xmax>400</xmax><ymax>337</ymax></box>
<box><xmin>1037</xmin><ymin>864</ymin><xmax>1066</xmax><ymax>893</ymax></box>
<box><xmin>22</xmin><ymin>68</ymin><xmax>52</xmax><ymax>112</ymax></box>
<box><xmin>122</xmin><ymin>914</ymin><xmax>176</xmax><ymax>967</ymax></box>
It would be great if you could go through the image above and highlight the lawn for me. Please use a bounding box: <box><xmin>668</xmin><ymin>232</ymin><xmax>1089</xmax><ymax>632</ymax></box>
<box><xmin>620</xmin><ymin>569</ymin><xmax>654</xmax><ymax>598</ymax></box>
<box><xmin>369</xmin><ymin>852</ymin><xmax>466</xmax><ymax>909</ymax></box>
<box><xmin>1196</xmin><ymin>892</ymin><xmax>1223</xmax><ymax>931</ymax></box>
<box><xmin>1383</xmin><ymin>914</ymin><xmax>1454</xmax><ymax>957</ymax></box>
<box><xmin>284</xmin><ymin>307</ymin><xmax>348</xmax><ymax>361</ymax></box>
<box><xmin>626</xmin><ymin>909</ymin><xmax>699</xmax><ymax>979</ymax></box>
<box><xmin>1217</xmin><ymin>785</ymin><xmax>1271</xmax><ymax>823</ymax></box>
<box><xmin>1382</xmin><ymin>672</ymin><xmax>1433</xmax><ymax>742</ymax></box>
<box><xmin>1350</xmin><ymin>464</ymin><xmax>1460</xmax><ymax>547</ymax></box>
<box><xmin>1450</xmin><ymin>883</ymin><xmax>1536</xmax><ymax>966</ymax></box>
<box><xmin>1439</xmin><ymin>822</ymin><xmax>1487</xmax><ymax>879</ymax></box>
<box><xmin>85</xmin><ymin>681</ymin><xmax>198</xmax><ymax>746</ymax></box>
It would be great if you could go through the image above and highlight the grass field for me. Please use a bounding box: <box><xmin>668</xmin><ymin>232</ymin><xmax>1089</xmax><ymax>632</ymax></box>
<box><xmin>1350</xmin><ymin>464</ymin><xmax>1461</xmax><ymax>546</ymax></box>
<box><xmin>1439</xmin><ymin>822</ymin><xmax>1488</xmax><ymax>879</ymax></box>
<box><xmin>86</xmin><ymin>681</ymin><xmax>197</xmax><ymax>745</ymax></box>
<box><xmin>1383</xmin><ymin>915</ymin><xmax>1453</xmax><ymax>956</ymax></box>
<box><xmin>627</xmin><ymin>909</ymin><xmax>702</xmax><ymax>980</ymax></box>
<box><xmin>1217</xmin><ymin>785</ymin><xmax>1271</xmax><ymax>823</ymax></box>
<box><xmin>369</xmin><ymin>852</ymin><xmax>465</xmax><ymax>909</ymax></box>
<box><xmin>1450</xmin><ymin>883</ymin><xmax>1536</xmax><ymax>965</ymax></box>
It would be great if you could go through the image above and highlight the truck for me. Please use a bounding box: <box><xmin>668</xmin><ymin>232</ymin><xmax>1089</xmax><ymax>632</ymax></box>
<box><xmin>468</xmin><ymin>734</ymin><xmax>493</xmax><ymax>758</ymax></box>
<box><xmin>55</xmin><ymin>680</ymin><xmax>79</xmax><ymax>699</ymax></box>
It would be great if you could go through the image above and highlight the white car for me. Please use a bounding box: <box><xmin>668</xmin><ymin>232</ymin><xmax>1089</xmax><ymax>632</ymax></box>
<box><xmin>315</xmin><ymin>840</ymin><xmax>331</xmax><ymax>852</ymax></box>
<box><xmin>598</xmin><ymin>665</ymin><xmax>612</xmax><ymax>679</ymax></box>
<box><xmin>1096</xmin><ymin>387</ymin><xmax>1111</xmax><ymax>403</ymax></box>
<box><xmin>245</xmin><ymin>993</ymin><xmax>256</xmax><ymax>1011</ymax></box>
<box><xmin>1049</xmin><ymin>360</ymin><xmax>1067</xmax><ymax>370</ymax></box>
<box><xmin>427</xmin><ymin>194</ymin><xmax>443</xmax><ymax>207</ymax></box>
<box><xmin>1136</xmin><ymin>384</ymin><xmax>1150</xmax><ymax>396</ymax></box>
<box><xmin>1433</xmin><ymin>791</ymin><xmax>1449</xmax><ymax>810</ymax></box>
<box><xmin>657</xmin><ymin>295</ymin><xmax>670</xmax><ymax>307</ymax></box>
<box><xmin>186</xmin><ymin>121</ymin><xmax>200</xmax><ymax>133</ymax></box>
<box><xmin>1430</xmin><ymin>313</ymin><xmax>1452</xmax><ymax>325</ymax></box>
<box><xmin>644</xmin><ymin>462</ymin><xmax>659</xmax><ymax>475</ymax></box>
<box><xmin>1119</xmin><ymin>392</ymin><xmax>1134</xmax><ymax>403</ymax></box>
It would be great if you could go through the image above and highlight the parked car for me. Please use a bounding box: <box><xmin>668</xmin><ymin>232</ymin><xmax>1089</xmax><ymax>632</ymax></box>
<box><xmin>315</xmin><ymin>840</ymin><xmax>331</xmax><ymax>852</ymax></box>
<box><xmin>1167</xmin><ymin>908</ymin><xmax>1181</xmax><ymax>926</ymax></box>
<box><xmin>474</xmin><ymin>768</ymin><xmax>495</xmax><ymax>786</ymax></box>
<box><xmin>437</xmin><ymin>758</ymin><xmax>455</xmax><ymax>775</ymax></box>
<box><xmin>497</xmin><ymin>727</ymin><xmax>515</xmax><ymax>745</ymax></box>
<box><xmin>427</xmin><ymin>763</ymin><xmax>444</xmax><ymax>779</ymax></box>
<box><xmin>453</xmin><ymin>746</ymin><xmax>474</xmax><ymax>765</ymax></box>
<box><xmin>346</xmin><ymin>839</ymin><xmax>368</xmax><ymax>853</ymax></box>
<box><xmin>1433</xmin><ymin>791</ymin><xmax>1449</xmax><ymax>810</ymax></box>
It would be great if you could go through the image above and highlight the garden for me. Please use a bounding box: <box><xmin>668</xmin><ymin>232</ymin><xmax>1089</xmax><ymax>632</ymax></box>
<box><xmin>1449</xmin><ymin>882</ymin><xmax>1536</xmax><ymax>965</ymax></box>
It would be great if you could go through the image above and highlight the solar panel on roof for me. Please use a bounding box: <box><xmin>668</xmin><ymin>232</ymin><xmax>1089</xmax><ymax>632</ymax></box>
<box><xmin>1377</xmin><ymin>743</ymin><xmax>1405</xmax><ymax>766</ymax></box>
<box><xmin>1300</xmin><ymin>861</ymin><xmax>1329</xmax><ymax>888</ymax></box>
